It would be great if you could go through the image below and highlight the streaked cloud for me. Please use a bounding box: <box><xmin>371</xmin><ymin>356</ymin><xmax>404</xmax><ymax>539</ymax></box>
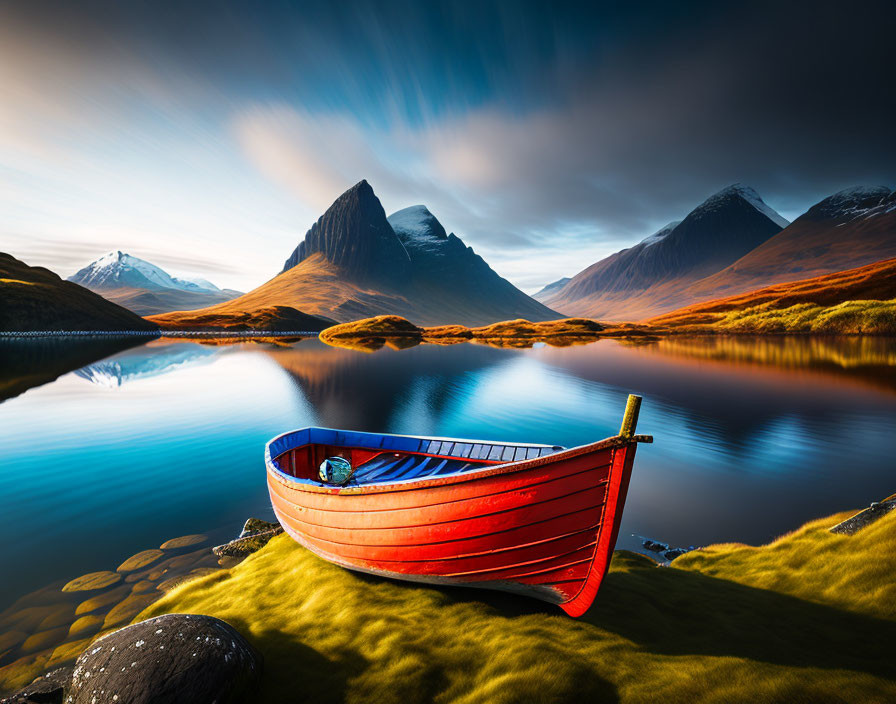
<box><xmin>0</xmin><ymin>0</ymin><xmax>893</xmax><ymax>293</ymax></box>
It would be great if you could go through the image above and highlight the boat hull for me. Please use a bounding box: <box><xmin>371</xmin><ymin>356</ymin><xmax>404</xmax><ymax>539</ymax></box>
<box><xmin>265</xmin><ymin>434</ymin><xmax>638</xmax><ymax>616</ymax></box>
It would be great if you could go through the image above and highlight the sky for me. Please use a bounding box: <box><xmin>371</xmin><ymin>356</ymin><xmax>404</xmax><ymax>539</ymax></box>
<box><xmin>1</xmin><ymin>0</ymin><xmax>894</xmax><ymax>293</ymax></box>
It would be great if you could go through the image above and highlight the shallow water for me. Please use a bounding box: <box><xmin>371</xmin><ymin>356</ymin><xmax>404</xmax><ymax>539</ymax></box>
<box><xmin>1</xmin><ymin>335</ymin><xmax>895</xmax><ymax>612</ymax></box>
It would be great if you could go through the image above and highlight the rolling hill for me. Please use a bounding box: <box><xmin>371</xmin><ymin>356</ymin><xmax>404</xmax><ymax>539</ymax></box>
<box><xmin>0</xmin><ymin>253</ymin><xmax>158</xmax><ymax>332</ymax></box>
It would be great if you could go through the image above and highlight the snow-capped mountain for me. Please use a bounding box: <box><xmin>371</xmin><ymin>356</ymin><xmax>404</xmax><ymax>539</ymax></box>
<box><xmin>177</xmin><ymin>276</ymin><xmax>221</xmax><ymax>292</ymax></box>
<box><xmin>69</xmin><ymin>251</ymin><xmax>221</xmax><ymax>293</ymax></box>
<box><xmin>68</xmin><ymin>251</ymin><xmax>241</xmax><ymax>316</ymax></box>
<box><xmin>698</xmin><ymin>184</ymin><xmax>790</xmax><ymax>229</ymax></box>
<box><xmin>536</xmin><ymin>184</ymin><xmax>789</xmax><ymax>319</ymax></box>
<box><xmin>387</xmin><ymin>205</ymin><xmax>448</xmax><ymax>246</ymax></box>
<box><xmin>682</xmin><ymin>185</ymin><xmax>896</xmax><ymax>304</ymax></box>
<box><xmin>802</xmin><ymin>185</ymin><xmax>893</xmax><ymax>221</ymax></box>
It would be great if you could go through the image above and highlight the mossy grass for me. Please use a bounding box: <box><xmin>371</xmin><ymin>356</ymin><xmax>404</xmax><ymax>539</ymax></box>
<box><xmin>714</xmin><ymin>299</ymin><xmax>896</xmax><ymax>334</ymax></box>
<box><xmin>140</xmin><ymin>505</ymin><xmax>896</xmax><ymax>703</ymax></box>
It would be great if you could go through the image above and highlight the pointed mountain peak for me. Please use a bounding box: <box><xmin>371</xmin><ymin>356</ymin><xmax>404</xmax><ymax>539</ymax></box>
<box><xmin>282</xmin><ymin>180</ymin><xmax>411</xmax><ymax>284</ymax></box>
<box><xmin>694</xmin><ymin>184</ymin><xmax>789</xmax><ymax>229</ymax></box>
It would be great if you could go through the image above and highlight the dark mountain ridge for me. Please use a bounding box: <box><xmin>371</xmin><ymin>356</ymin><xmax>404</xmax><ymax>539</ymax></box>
<box><xmin>156</xmin><ymin>181</ymin><xmax>559</xmax><ymax>327</ymax></box>
<box><xmin>282</xmin><ymin>180</ymin><xmax>412</xmax><ymax>285</ymax></box>
<box><xmin>682</xmin><ymin>185</ymin><xmax>896</xmax><ymax>304</ymax></box>
<box><xmin>558</xmin><ymin>185</ymin><xmax>787</xmax><ymax>302</ymax></box>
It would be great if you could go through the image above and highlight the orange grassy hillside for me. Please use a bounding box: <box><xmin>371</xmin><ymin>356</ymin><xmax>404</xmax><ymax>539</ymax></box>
<box><xmin>147</xmin><ymin>305</ymin><xmax>334</xmax><ymax>333</ymax></box>
<box><xmin>648</xmin><ymin>257</ymin><xmax>896</xmax><ymax>333</ymax></box>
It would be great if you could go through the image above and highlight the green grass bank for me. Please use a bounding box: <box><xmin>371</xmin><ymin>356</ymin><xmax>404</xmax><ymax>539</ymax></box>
<box><xmin>139</xmin><ymin>503</ymin><xmax>896</xmax><ymax>703</ymax></box>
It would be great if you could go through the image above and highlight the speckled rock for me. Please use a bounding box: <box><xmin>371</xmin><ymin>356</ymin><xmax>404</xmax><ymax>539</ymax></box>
<box><xmin>830</xmin><ymin>497</ymin><xmax>896</xmax><ymax>535</ymax></box>
<box><xmin>238</xmin><ymin>519</ymin><xmax>280</xmax><ymax>539</ymax></box>
<box><xmin>67</xmin><ymin>614</ymin><xmax>261</xmax><ymax>704</ymax></box>
<box><xmin>212</xmin><ymin>533</ymin><xmax>277</xmax><ymax>559</ymax></box>
<box><xmin>1</xmin><ymin>665</ymin><xmax>71</xmax><ymax>704</ymax></box>
<box><xmin>213</xmin><ymin>518</ymin><xmax>283</xmax><ymax>560</ymax></box>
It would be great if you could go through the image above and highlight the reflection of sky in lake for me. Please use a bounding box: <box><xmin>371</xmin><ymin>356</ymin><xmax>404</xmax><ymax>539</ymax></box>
<box><xmin>0</xmin><ymin>336</ymin><xmax>894</xmax><ymax>610</ymax></box>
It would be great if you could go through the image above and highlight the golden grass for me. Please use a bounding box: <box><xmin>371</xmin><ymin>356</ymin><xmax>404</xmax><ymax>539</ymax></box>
<box><xmin>320</xmin><ymin>316</ymin><xmax>609</xmax><ymax>351</ymax></box>
<box><xmin>468</xmin><ymin>318</ymin><xmax>604</xmax><ymax>338</ymax></box>
<box><xmin>713</xmin><ymin>299</ymin><xmax>896</xmax><ymax>334</ymax></box>
<box><xmin>147</xmin><ymin>305</ymin><xmax>332</xmax><ymax>333</ymax></box>
<box><xmin>319</xmin><ymin>315</ymin><xmax>423</xmax><ymax>340</ymax></box>
<box><xmin>138</xmin><ymin>505</ymin><xmax>896</xmax><ymax>703</ymax></box>
<box><xmin>649</xmin><ymin>257</ymin><xmax>896</xmax><ymax>331</ymax></box>
<box><xmin>675</xmin><ymin>509</ymin><xmax>896</xmax><ymax>620</ymax></box>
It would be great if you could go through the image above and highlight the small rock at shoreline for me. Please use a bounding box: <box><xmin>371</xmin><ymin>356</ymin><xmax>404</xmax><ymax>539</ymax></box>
<box><xmin>641</xmin><ymin>539</ymin><xmax>669</xmax><ymax>553</ymax></box>
<box><xmin>159</xmin><ymin>534</ymin><xmax>208</xmax><ymax>550</ymax></box>
<box><xmin>830</xmin><ymin>497</ymin><xmax>896</xmax><ymax>535</ymax></box>
<box><xmin>213</xmin><ymin>518</ymin><xmax>283</xmax><ymax>560</ymax></box>
<box><xmin>61</xmin><ymin>572</ymin><xmax>122</xmax><ymax>593</ymax></box>
<box><xmin>116</xmin><ymin>550</ymin><xmax>164</xmax><ymax>573</ymax></box>
<box><xmin>238</xmin><ymin>518</ymin><xmax>280</xmax><ymax>539</ymax></box>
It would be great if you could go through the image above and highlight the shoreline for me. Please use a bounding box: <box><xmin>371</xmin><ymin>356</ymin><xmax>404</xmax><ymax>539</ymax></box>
<box><xmin>0</xmin><ymin>330</ymin><xmax>320</xmax><ymax>339</ymax></box>
<box><xmin>3</xmin><ymin>495</ymin><xmax>893</xmax><ymax>699</ymax></box>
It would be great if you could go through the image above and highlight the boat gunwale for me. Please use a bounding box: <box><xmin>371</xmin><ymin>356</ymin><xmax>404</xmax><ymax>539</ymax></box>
<box><xmin>265</xmin><ymin>427</ymin><xmax>642</xmax><ymax>495</ymax></box>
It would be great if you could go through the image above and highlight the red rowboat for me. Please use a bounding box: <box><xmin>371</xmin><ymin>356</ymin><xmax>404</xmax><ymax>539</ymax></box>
<box><xmin>265</xmin><ymin>395</ymin><xmax>652</xmax><ymax>616</ymax></box>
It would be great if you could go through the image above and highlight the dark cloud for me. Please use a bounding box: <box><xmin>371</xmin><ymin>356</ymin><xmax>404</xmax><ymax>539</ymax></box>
<box><xmin>2</xmin><ymin>0</ymin><xmax>894</xmax><ymax>289</ymax></box>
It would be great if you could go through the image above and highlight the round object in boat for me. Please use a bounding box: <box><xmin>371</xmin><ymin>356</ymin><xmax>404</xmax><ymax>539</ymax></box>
<box><xmin>319</xmin><ymin>456</ymin><xmax>354</xmax><ymax>485</ymax></box>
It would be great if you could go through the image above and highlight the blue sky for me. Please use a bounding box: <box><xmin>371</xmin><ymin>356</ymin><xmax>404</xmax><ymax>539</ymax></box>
<box><xmin>1</xmin><ymin>0</ymin><xmax>893</xmax><ymax>292</ymax></box>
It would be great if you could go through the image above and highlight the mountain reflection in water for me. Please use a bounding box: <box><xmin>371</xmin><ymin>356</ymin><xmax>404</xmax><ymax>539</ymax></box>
<box><xmin>0</xmin><ymin>334</ymin><xmax>893</xmax><ymax>612</ymax></box>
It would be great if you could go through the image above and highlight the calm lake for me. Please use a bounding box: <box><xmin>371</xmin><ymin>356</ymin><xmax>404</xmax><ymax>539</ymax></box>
<box><xmin>1</xmin><ymin>335</ymin><xmax>895</xmax><ymax>612</ymax></box>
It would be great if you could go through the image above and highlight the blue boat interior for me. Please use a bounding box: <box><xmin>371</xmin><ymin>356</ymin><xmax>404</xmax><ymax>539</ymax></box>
<box><xmin>267</xmin><ymin>427</ymin><xmax>564</xmax><ymax>487</ymax></box>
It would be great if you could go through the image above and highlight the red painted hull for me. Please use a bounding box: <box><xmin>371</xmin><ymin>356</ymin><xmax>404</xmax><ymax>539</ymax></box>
<box><xmin>266</xmin><ymin>433</ymin><xmax>640</xmax><ymax>616</ymax></box>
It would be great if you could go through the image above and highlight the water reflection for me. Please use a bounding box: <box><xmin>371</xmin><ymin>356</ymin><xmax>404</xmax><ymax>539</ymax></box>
<box><xmin>0</xmin><ymin>335</ymin><xmax>894</xmax><ymax>617</ymax></box>
<box><xmin>0</xmin><ymin>336</ymin><xmax>149</xmax><ymax>401</ymax></box>
<box><xmin>639</xmin><ymin>335</ymin><xmax>896</xmax><ymax>393</ymax></box>
<box><xmin>74</xmin><ymin>342</ymin><xmax>220</xmax><ymax>387</ymax></box>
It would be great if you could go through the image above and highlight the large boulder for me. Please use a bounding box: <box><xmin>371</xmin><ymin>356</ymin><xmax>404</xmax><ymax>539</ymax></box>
<box><xmin>67</xmin><ymin>614</ymin><xmax>261</xmax><ymax>704</ymax></box>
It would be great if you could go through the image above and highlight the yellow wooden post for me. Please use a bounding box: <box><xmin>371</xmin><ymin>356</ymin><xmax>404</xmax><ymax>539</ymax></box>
<box><xmin>619</xmin><ymin>394</ymin><xmax>642</xmax><ymax>439</ymax></box>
